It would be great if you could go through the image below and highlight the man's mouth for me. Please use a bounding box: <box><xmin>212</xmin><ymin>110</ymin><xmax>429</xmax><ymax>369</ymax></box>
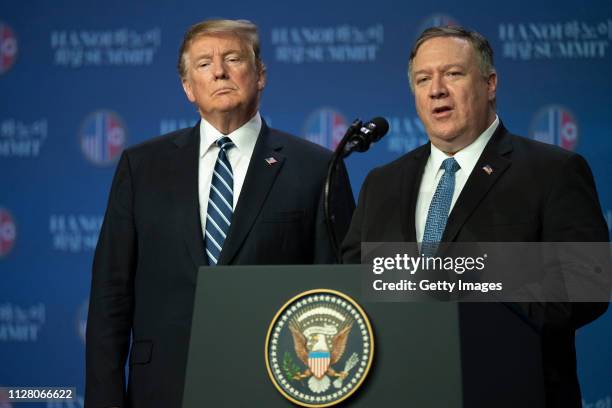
<box><xmin>432</xmin><ymin>106</ymin><xmax>453</xmax><ymax>117</ymax></box>
<box><xmin>214</xmin><ymin>88</ymin><xmax>235</xmax><ymax>95</ymax></box>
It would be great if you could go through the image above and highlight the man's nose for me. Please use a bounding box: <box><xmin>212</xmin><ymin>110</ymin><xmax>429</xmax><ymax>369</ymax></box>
<box><xmin>429</xmin><ymin>75</ymin><xmax>448</xmax><ymax>99</ymax></box>
<box><xmin>212</xmin><ymin>59</ymin><xmax>229</xmax><ymax>79</ymax></box>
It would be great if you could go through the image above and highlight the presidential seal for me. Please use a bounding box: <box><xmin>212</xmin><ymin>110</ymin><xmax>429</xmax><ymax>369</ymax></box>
<box><xmin>265</xmin><ymin>289</ymin><xmax>374</xmax><ymax>407</ymax></box>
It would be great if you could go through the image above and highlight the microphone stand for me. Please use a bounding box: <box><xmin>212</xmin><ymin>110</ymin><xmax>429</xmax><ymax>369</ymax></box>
<box><xmin>324</xmin><ymin>119</ymin><xmax>362</xmax><ymax>264</ymax></box>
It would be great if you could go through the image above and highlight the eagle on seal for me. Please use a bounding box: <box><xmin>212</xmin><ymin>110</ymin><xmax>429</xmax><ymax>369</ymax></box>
<box><xmin>288</xmin><ymin>321</ymin><xmax>353</xmax><ymax>382</ymax></box>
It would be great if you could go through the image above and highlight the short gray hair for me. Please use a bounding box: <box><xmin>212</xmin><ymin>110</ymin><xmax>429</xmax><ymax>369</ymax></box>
<box><xmin>407</xmin><ymin>25</ymin><xmax>495</xmax><ymax>91</ymax></box>
<box><xmin>178</xmin><ymin>19</ymin><xmax>265</xmax><ymax>79</ymax></box>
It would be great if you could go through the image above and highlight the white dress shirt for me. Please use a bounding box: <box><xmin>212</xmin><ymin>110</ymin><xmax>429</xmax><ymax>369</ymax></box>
<box><xmin>415</xmin><ymin>115</ymin><xmax>499</xmax><ymax>242</ymax></box>
<box><xmin>198</xmin><ymin>112</ymin><xmax>261</xmax><ymax>236</ymax></box>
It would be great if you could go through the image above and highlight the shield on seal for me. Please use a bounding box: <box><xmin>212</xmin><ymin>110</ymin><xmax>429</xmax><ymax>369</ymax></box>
<box><xmin>308</xmin><ymin>351</ymin><xmax>331</xmax><ymax>379</ymax></box>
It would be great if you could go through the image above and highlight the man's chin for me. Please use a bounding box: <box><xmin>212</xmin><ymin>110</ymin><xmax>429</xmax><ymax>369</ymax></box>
<box><xmin>428</xmin><ymin>129</ymin><xmax>457</xmax><ymax>143</ymax></box>
<box><xmin>428</xmin><ymin>133</ymin><xmax>463</xmax><ymax>152</ymax></box>
<box><xmin>204</xmin><ymin>103</ymin><xmax>241</xmax><ymax>115</ymax></box>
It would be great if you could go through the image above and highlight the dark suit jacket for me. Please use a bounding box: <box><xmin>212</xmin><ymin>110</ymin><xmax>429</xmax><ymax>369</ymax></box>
<box><xmin>85</xmin><ymin>121</ymin><xmax>355</xmax><ymax>408</ymax></box>
<box><xmin>342</xmin><ymin>123</ymin><xmax>609</xmax><ymax>407</ymax></box>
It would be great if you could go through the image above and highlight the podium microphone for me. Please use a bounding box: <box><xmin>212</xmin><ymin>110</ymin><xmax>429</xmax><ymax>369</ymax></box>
<box><xmin>325</xmin><ymin>116</ymin><xmax>390</xmax><ymax>262</ymax></box>
<box><xmin>342</xmin><ymin>117</ymin><xmax>389</xmax><ymax>158</ymax></box>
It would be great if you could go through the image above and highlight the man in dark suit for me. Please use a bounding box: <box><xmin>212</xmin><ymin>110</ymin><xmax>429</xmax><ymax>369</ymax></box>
<box><xmin>85</xmin><ymin>19</ymin><xmax>354</xmax><ymax>408</ymax></box>
<box><xmin>342</xmin><ymin>26</ymin><xmax>609</xmax><ymax>407</ymax></box>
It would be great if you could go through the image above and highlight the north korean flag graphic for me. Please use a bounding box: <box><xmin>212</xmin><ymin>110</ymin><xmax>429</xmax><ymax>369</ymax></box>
<box><xmin>0</xmin><ymin>23</ymin><xmax>18</xmax><ymax>74</ymax></box>
<box><xmin>0</xmin><ymin>208</ymin><xmax>16</xmax><ymax>258</ymax></box>
<box><xmin>559</xmin><ymin>109</ymin><xmax>578</xmax><ymax>151</ymax></box>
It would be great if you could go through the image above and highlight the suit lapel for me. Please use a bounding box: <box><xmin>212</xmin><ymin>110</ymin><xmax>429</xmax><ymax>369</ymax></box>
<box><xmin>442</xmin><ymin>124</ymin><xmax>513</xmax><ymax>242</ymax></box>
<box><xmin>401</xmin><ymin>144</ymin><xmax>430</xmax><ymax>243</ymax></box>
<box><xmin>218</xmin><ymin>122</ymin><xmax>285</xmax><ymax>265</ymax></box>
<box><xmin>173</xmin><ymin>122</ymin><xmax>207</xmax><ymax>270</ymax></box>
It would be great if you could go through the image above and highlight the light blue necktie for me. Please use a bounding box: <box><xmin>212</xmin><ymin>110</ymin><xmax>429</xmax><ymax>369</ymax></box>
<box><xmin>205</xmin><ymin>137</ymin><xmax>234</xmax><ymax>265</ymax></box>
<box><xmin>421</xmin><ymin>157</ymin><xmax>461</xmax><ymax>257</ymax></box>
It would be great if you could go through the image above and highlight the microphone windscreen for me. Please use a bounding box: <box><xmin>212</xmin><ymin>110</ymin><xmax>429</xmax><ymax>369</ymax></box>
<box><xmin>368</xmin><ymin>117</ymin><xmax>389</xmax><ymax>141</ymax></box>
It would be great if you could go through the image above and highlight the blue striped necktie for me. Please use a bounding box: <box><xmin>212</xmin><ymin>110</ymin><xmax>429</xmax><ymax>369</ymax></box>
<box><xmin>205</xmin><ymin>136</ymin><xmax>235</xmax><ymax>265</ymax></box>
<box><xmin>421</xmin><ymin>157</ymin><xmax>461</xmax><ymax>257</ymax></box>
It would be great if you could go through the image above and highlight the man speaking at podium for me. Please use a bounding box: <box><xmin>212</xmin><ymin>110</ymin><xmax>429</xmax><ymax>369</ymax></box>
<box><xmin>342</xmin><ymin>26</ymin><xmax>609</xmax><ymax>407</ymax></box>
<box><xmin>85</xmin><ymin>19</ymin><xmax>354</xmax><ymax>408</ymax></box>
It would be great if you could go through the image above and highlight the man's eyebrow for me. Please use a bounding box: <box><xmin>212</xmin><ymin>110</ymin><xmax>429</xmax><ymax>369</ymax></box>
<box><xmin>222</xmin><ymin>48</ymin><xmax>245</xmax><ymax>56</ymax></box>
<box><xmin>193</xmin><ymin>49</ymin><xmax>245</xmax><ymax>60</ymax></box>
<box><xmin>192</xmin><ymin>51</ymin><xmax>212</xmax><ymax>61</ymax></box>
<box><xmin>440</xmin><ymin>63</ymin><xmax>465</xmax><ymax>70</ymax></box>
<box><xmin>412</xmin><ymin>69</ymin><xmax>430</xmax><ymax>76</ymax></box>
<box><xmin>413</xmin><ymin>63</ymin><xmax>466</xmax><ymax>76</ymax></box>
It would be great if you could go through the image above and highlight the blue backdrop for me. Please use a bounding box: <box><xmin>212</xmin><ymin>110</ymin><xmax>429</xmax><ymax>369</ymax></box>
<box><xmin>1</xmin><ymin>0</ymin><xmax>611</xmax><ymax>406</ymax></box>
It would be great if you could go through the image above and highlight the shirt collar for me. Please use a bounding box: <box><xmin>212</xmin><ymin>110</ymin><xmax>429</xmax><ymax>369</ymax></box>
<box><xmin>429</xmin><ymin>114</ymin><xmax>499</xmax><ymax>174</ymax></box>
<box><xmin>199</xmin><ymin>112</ymin><xmax>262</xmax><ymax>158</ymax></box>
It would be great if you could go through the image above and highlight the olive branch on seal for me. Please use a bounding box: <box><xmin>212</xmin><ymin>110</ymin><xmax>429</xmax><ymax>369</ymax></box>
<box><xmin>282</xmin><ymin>352</ymin><xmax>302</xmax><ymax>381</ymax></box>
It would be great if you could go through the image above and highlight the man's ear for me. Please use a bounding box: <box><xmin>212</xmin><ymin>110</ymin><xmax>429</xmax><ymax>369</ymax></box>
<box><xmin>487</xmin><ymin>71</ymin><xmax>497</xmax><ymax>101</ymax></box>
<box><xmin>182</xmin><ymin>77</ymin><xmax>196</xmax><ymax>103</ymax></box>
<box><xmin>257</xmin><ymin>65</ymin><xmax>267</xmax><ymax>91</ymax></box>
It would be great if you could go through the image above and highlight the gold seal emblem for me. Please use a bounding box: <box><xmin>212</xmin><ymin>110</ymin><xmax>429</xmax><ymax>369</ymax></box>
<box><xmin>265</xmin><ymin>289</ymin><xmax>374</xmax><ymax>407</ymax></box>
